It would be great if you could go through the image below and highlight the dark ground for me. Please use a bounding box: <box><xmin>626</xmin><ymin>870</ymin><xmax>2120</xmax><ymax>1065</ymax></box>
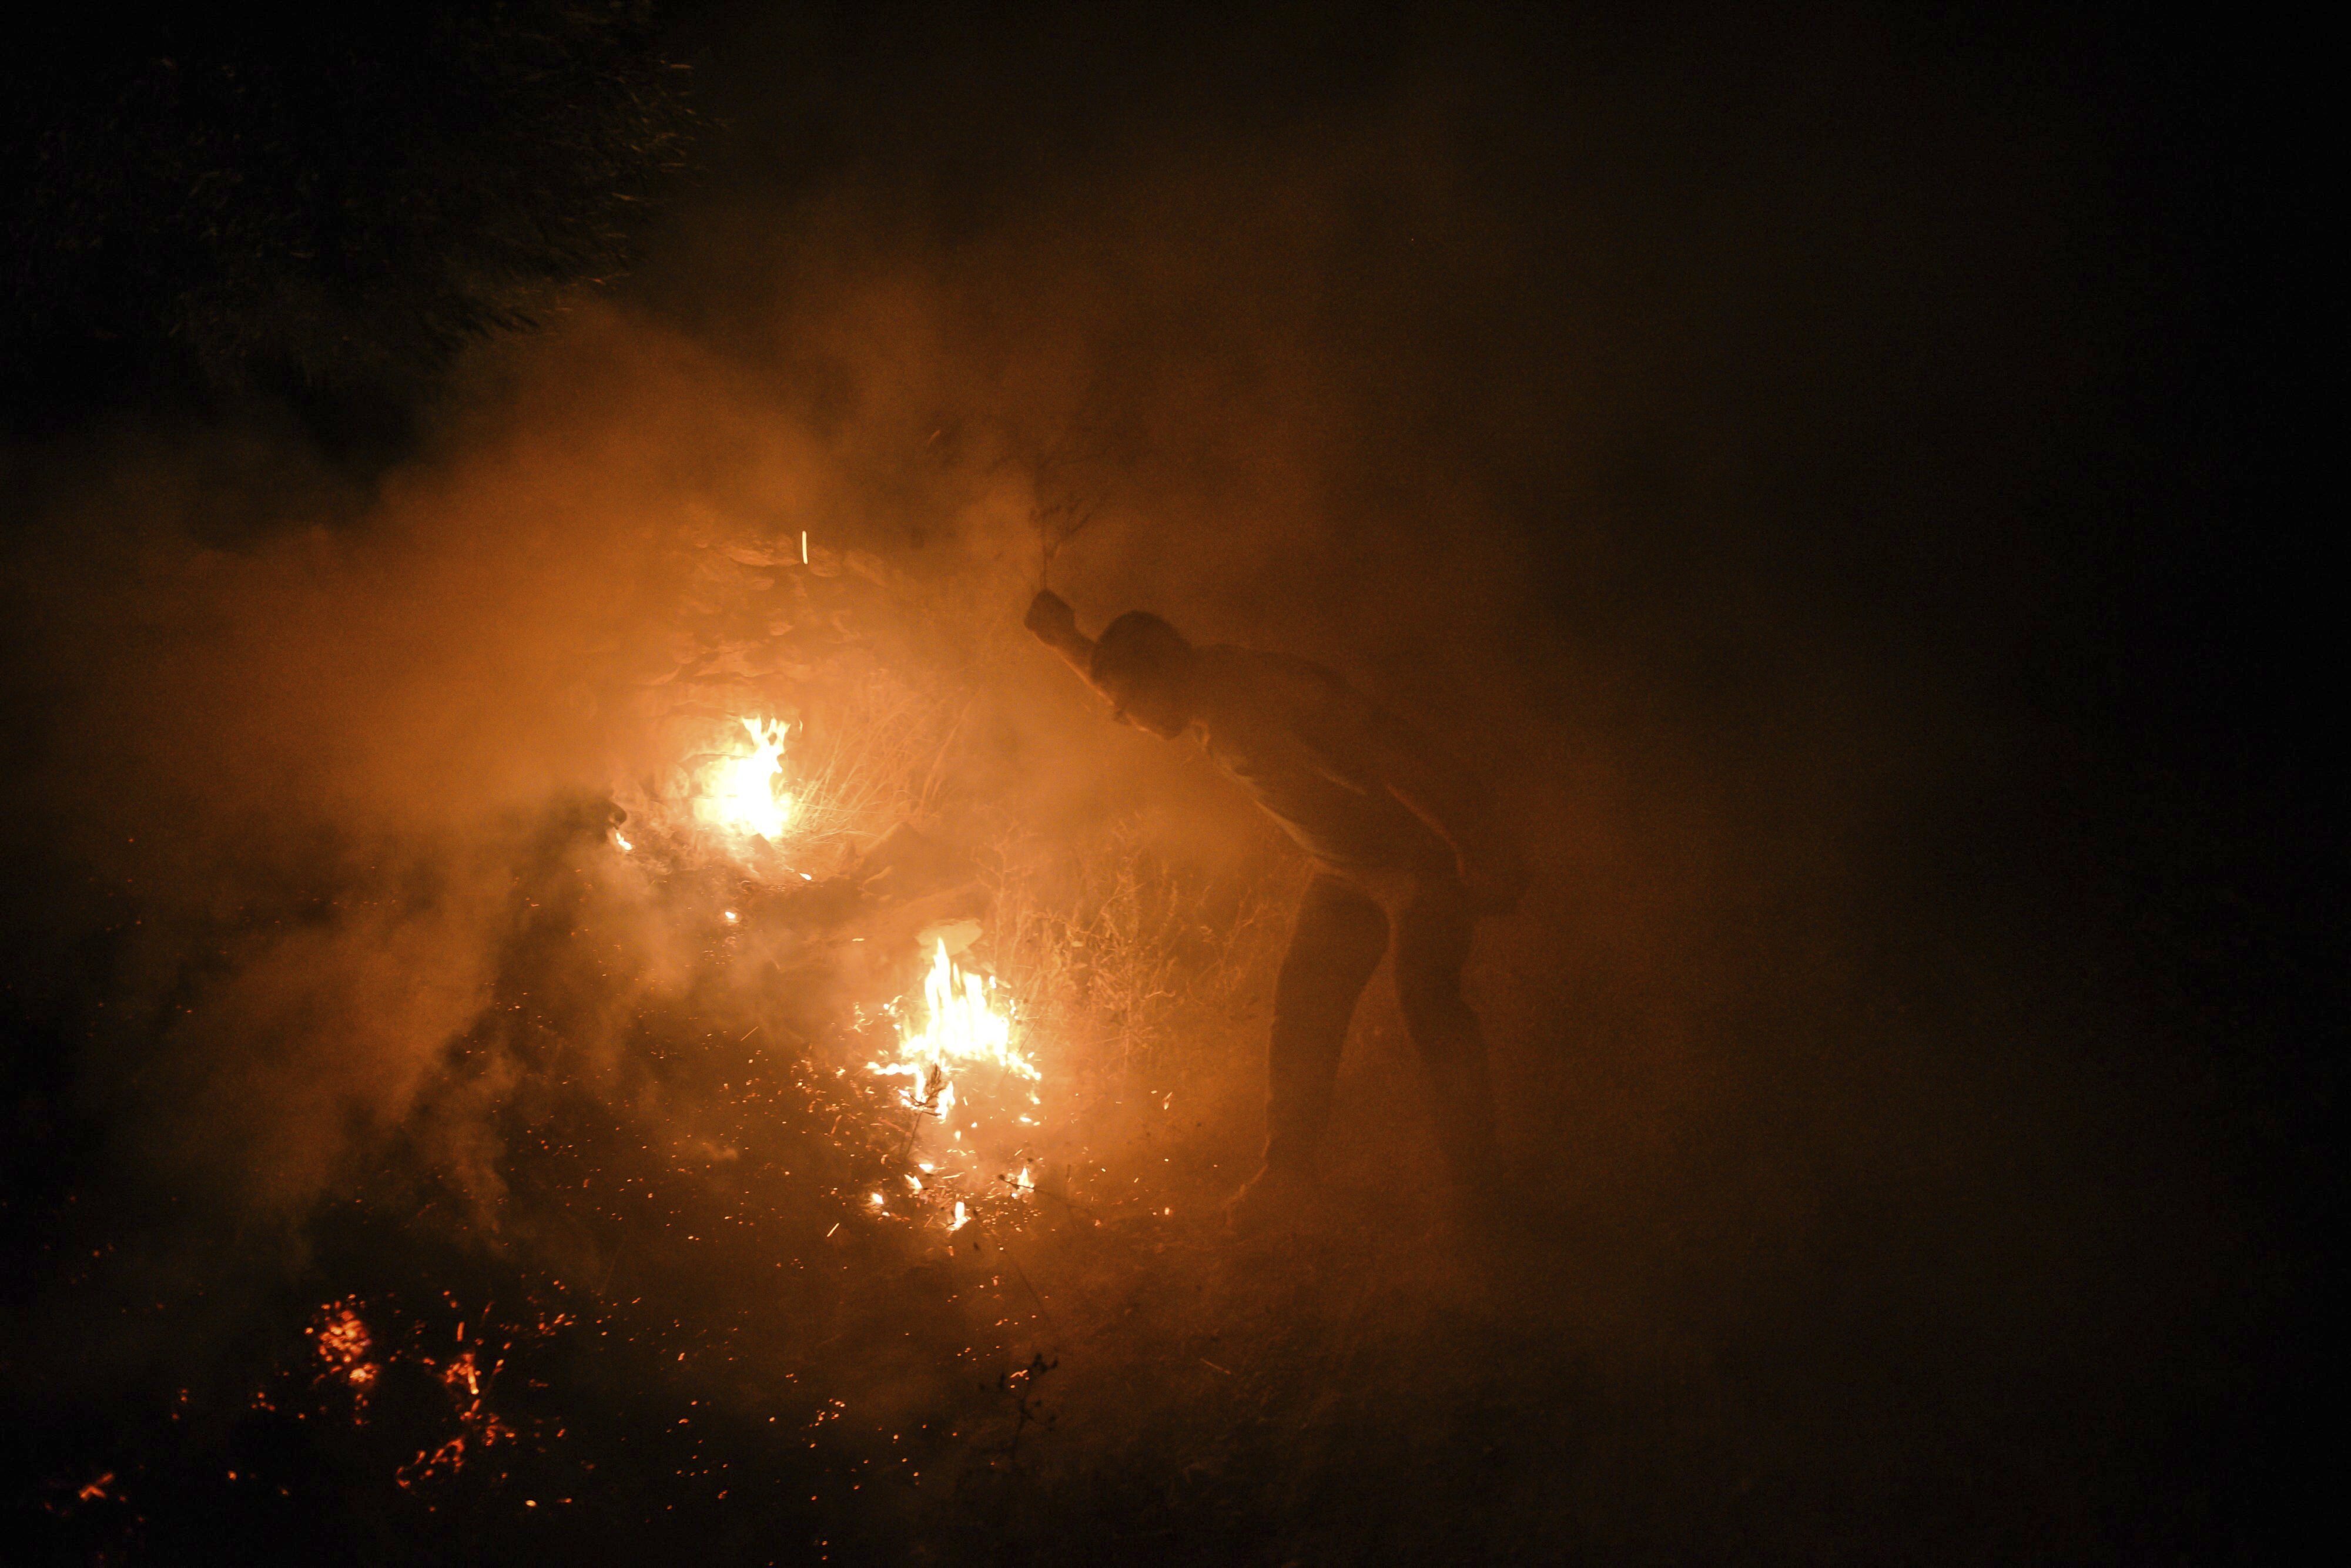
<box><xmin>2</xmin><ymin>4</ymin><xmax>2331</xmax><ymax>1563</ymax></box>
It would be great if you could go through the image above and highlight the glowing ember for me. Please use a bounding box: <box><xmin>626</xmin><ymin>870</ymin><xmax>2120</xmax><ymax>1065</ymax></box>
<box><xmin>311</xmin><ymin>1304</ymin><xmax>380</xmax><ymax>1409</ymax></box>
<box><xmin>443</xmin><ymin>1351</ymin><xmax>481</xmax><ymax>1400</ymax></box>
<box><xmin>693</xmin><ymin>717</ymin><xmax>795</xmax><ymax>842</ymax></box>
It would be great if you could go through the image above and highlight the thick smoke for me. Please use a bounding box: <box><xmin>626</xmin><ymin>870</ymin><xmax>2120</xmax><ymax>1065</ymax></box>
<box><xmin>0</xmin><ymin>0</ymin><xmax>2110</xmax><ymax>1315</ymax></box>
<box><xmin>2</xmin><ymin>5</ymin><xmax>2308</xmax><ymax>1560</ymax></box>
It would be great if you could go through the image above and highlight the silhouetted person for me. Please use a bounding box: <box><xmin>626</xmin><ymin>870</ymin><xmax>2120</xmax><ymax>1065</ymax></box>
<box><xmin>1026</xmin><ymin>589</ymin><xmax>1525</xmax><ymax>1231</ymax></box>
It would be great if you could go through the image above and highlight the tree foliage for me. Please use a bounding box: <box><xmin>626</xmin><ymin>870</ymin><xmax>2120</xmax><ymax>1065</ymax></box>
<box><xmin>3</xmin><ymin>5</ymin><xmax>694</xmax><ymax>427</ymax></box>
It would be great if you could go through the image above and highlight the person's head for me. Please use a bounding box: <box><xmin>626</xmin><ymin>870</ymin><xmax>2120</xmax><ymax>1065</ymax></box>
<box><xmin>1089</xmin><ymin>611</ymin><xmax>1195</xmax><ymax>737</ymax></box>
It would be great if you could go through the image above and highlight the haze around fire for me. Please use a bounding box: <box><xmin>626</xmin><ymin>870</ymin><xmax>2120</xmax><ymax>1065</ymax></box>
<box><xmin>2</xmin><ymin>11</ymin><xmax>2293</xmax><ymax>1558</ymax></box>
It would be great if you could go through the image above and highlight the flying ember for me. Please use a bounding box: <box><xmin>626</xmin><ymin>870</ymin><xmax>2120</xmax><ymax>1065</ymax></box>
<box><xmin>694</xmin><ymin>717</ymin><xmax>795</xmax><ymax>842</ymax></box>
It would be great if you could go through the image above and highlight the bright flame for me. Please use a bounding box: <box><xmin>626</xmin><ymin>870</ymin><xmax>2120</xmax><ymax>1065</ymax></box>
<box><xmin>893</xmin><ymin>940</ymin><xmax>1036</xmax><ymax>1093</ymax></box>
<box><xmin>868</xmin><ymin>942</ymin><xmax>1039</xmax><ymax>1232</ymax></box>
<box><xmin>694</xmin><ymin>718</ymin><xmax>794</xmax><ymax>842</ymax></box>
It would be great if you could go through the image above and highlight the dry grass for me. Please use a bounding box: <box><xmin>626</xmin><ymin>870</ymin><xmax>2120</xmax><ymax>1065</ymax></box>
<box><xmin>627</xmin><ymin>534</ymin><xmax>1298</xmax><ymax>1127</ymax></box>
<box><xmin>776</xmin><ymin>666</ymin><xmax>973</xmax><ymax>868</ymax></box>
<box><xmin>983</xmin><ymin>819</ymin><xmax>1298</xmax><ymax>1107</ymax></box>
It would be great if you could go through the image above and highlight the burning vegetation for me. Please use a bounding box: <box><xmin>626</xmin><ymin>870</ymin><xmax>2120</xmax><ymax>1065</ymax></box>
<box><xmin>10</xmin><ymin>498</ymin><xmax>1335</xmax><ymax>1563</ymax></box>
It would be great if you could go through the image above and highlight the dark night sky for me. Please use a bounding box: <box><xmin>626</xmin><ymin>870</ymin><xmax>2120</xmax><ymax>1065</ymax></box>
<box><xmin>1</xmin><ymin>4</ymin><xmax>2330</xmax><ymax>1563</ymax></box>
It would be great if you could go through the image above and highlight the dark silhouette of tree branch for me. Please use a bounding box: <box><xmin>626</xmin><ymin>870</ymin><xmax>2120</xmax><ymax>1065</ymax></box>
<box><xmin>2</xmin><ymin>5</ymin><xmax>696</xmax><ymax>444</ymax></box>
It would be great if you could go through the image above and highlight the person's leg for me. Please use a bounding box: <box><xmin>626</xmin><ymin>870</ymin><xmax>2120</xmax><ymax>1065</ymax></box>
<box><xmin>1260</xmin><ymin>873</ymin><xmax>1388</xmax><ymax>1177</ymax></box>
<box><xmin>1392</xmin><ymin>877</ymin><xmax>1497</xmax><ymax>1185</ymax></box>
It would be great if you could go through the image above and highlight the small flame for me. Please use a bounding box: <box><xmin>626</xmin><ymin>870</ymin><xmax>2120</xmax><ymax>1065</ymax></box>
<box><xmin>694</xmin><ymin>718</ymin><xmax>795</xmax><ymax>842</ymax></box>
<box><xmin>895</xmin><ymin>940</ymin><xmax>1036</xmax><ymax>1085</ymax></box>
<box><xmin>614</xmin><ymin>831</ymin><xmax>632</xmax><ymax>853</ymax></box>
<box><xmin>949</xmin><ymin>1201</ymin><xmax>970</xmax><ymax>1232</ymax></box>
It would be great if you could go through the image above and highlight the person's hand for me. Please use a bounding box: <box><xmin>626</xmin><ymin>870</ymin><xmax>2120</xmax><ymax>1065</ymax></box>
<box><xmin>1458</xmin><ymin>843</ymin><xmax>1529</xmax><ymax>916</ymax></box>
<box><xmin>1024</xmin><ymin>589</ymin><xmax>1080</xmax><ymax>647</ymax></box>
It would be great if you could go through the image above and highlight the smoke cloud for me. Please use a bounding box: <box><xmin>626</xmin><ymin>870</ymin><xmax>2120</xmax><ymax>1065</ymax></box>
<box><xmin>2</xmin><ymin>5</ymin><xmax>2309</xmax><ymax>1560</ymax></box>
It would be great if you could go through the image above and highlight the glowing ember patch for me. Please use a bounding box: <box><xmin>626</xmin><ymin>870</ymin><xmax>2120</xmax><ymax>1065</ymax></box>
<box><xmin>310</xmin><ymin>1304</ymin><xmax>381</xmax><ymax>1410</ymax></box>
<box><xmin>693</xmin><ymin>717</ymin><xmax>795</xmax><ymax>842</ymax></box>
<box><xmin>315</xmin><ymin>1308</ymin><xmax>370</xmax><ymax>1369</ymax></box>
<box><xmin>443</xmin><ymin>1351</ymin><xmax>483</xmax><ymax>1401</ymax></box>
